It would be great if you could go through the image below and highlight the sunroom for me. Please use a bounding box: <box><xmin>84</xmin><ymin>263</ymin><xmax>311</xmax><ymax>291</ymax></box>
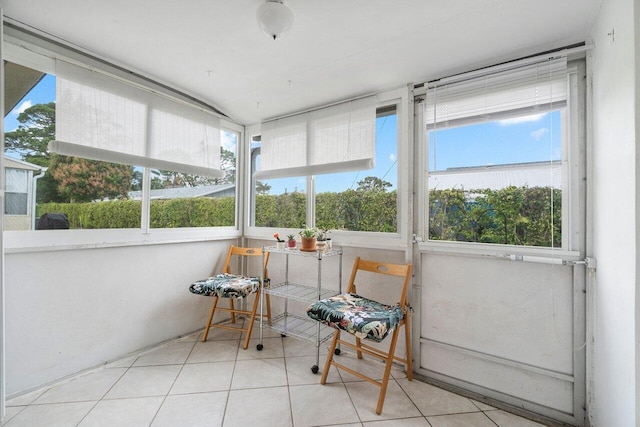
<box><xmin>1</xmin><ymin>0</ymin><xmax>637</xmax><ymax>426</ymax></box>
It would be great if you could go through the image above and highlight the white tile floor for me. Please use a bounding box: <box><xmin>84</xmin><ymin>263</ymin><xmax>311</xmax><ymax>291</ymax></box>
<box><xmin>3</xmin><ymin>322</ymin><xmax>548</xmax><ymax>427</ymax></box>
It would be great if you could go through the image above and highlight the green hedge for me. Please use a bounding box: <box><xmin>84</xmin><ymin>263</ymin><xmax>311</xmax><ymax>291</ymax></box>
<box><xmin>37</xmin><ymin>197</ymin><xmax>236</xmax><ymax>229</ymax></box>
<box><xmin>429</xmin><ymin>186</ymin><xmax>561</xmax><ymax>247</ymax></box>
<box><xmin>36</xmin><ymin>186</ymin><xmax>561</xmax><ymax>248</ymax></box>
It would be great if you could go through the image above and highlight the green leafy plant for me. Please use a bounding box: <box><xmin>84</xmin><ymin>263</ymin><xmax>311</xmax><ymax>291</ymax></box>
<box><xmin>299</xmin><ymin>226</ymin><xmax>317</xmax><ymax>238</ymax></box>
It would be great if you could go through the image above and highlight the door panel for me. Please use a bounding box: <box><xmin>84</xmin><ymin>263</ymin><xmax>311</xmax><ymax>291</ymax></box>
<box><xmin>419</xmin><ymin>252</ymin><xmax>583</xmax><ymax>423</ymax></box>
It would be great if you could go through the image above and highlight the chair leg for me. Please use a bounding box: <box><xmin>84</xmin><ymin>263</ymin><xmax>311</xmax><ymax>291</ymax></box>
<box><xmin>243</xmin><ymin>291</ymin><xmax>261</xmax><ymax>350</ymax></box>
<box><xmin>202</xmin><ymin>296</ymin><xmax>220</xmax><ymax>342</ymax></box>
<box><xmin>355</xmin><ymin>336</ymin><xmax>363</xmax><ymax>359</ymax></box>
<box><xmin>376</xmin><ymin>327</ymin><xmax>401</xmax><ymax>415</ymax></box>
<box><xmin>321</xmin><ymin>330</ymin><xmax>340</xmax><ymax>385</ymax></box>
<box><xmin>229</xmin><ymin>299</ymin><xmax>236</xmax><ymax>323</ymax></box>
<box><xmin>404</xmin><ymin>314</ymin><xmax>413</xmax><ymax>381</ymax></box>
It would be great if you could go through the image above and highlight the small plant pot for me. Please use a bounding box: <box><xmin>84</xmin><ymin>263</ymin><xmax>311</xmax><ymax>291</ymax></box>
<box><xmin>287</xmin><ymin>240</ymin><xmax>297</xmax><ymax>249</ymax></box>
<box><xmin>276</xmin><ymin>241</ymin><xmax>285</xmax><ymax>250</ymax></box>
<box><xmin>300</xmin><ymin>236</ymin><xmax>316</xmax><ymax>251</ymax></box>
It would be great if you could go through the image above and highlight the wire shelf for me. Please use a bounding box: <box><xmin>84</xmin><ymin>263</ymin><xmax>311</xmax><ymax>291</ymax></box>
<box><xmin>265</xmin><ymin>282</ymin><xmax>338</xmax><ymax>303</ymax></box>
<box><xmin>267</xmin><ymin>313</ymin><xmax>335</xmax><ymax>344</ymax></box>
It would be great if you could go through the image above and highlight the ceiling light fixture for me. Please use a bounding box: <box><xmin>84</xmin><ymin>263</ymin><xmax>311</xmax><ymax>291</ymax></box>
<box><xmin>256</xmin><ymin>0</ymin><xmax>294</xmax><ymax>41</ymax></box>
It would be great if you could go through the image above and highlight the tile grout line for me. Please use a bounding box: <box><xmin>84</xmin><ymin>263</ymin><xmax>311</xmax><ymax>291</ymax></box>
<box><xmin>146</xmin><ymin>338</ymin><xmax>199</xmax><ymax>427</ymax></box>
<box><xmin>73</xmin><ymin>351</ymin><xmax>141</xmax><ymax>427</ymax></box>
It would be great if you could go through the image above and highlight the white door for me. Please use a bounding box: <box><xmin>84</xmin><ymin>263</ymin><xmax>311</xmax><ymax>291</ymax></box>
<box><xmin>413</xmin><ymin>58</ymin><xmax>587</xmax><ymax>426</ymax></box>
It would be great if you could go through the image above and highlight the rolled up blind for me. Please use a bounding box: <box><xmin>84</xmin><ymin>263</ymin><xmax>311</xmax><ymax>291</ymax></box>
<box><xmin>255</xmin><ymin>95</ymin><xmax>376</xmax><ymax>179</ymax></box>
<box><xmin>425</xmin><ymin>57</ymin><xmax>567</xmax><ymax>129</ymax></box>
<box><xmin>52</xmin><ymin>59</ymin><xmax>223</xmax><ymax>178</ymax></box>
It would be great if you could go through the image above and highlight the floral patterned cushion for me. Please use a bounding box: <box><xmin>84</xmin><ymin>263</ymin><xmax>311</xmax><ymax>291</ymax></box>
<box><xmin>306</xmin><ymin>293</ymin><xmax>404</xmax><ymax>342</ymax></box>
<box><xmin>189</xmin><ymin>273</ymin><xmax>262</xmax><ymax>299</ymax></box>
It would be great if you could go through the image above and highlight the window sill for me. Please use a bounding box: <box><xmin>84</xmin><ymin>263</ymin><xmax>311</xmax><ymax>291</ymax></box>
<box><xmin>244</xmin><ymin>228</ymin><xmax>408</xmax><ymax>251</ymax></box>
<box><xmin>4</xmin><ymin>227</ymin><xmax>241</xmax><ymax>253</ymax></box>
<box><xmin>418</xmin><ymin>240</ymin><xmax>581</xmax><ymax>262</ymax></box>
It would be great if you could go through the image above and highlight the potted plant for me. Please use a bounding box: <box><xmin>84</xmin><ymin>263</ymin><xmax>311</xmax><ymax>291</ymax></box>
<box><xmin>315</xmin><ymin>229</ymin><xmax>327</xmax><ymax>251</ymax></box>
<box><xmin>319</xmin><ymin>228</ymin><xmax>332</xmax><ymax>249</ymax></box>
<box><xmin>299</xmin><ymin>227</ymin><xmax>317</xmax><ymax>251</ymax></box>
<box><xmin>286</xmin><ymin>234</ymin><xmax>297</xmax><ymax>249</ymax></box>
<box><xmin>274</xmin><ymin>233</ymin><xmax>285</xmax><ymax>250</ymax></box>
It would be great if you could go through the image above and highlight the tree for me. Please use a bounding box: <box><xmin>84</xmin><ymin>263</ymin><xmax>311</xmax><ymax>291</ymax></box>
<box><xmin>256</xmin><ymin>180</ymin><xmax>271</xmax><ymax>195</ymax></box>
<box><xmin>48</xmin><ymin>154</ymin><xmax>133</xmax><ymax>202</ymax></box>
<box><xmin>357</xmin><ymin>176</ymin><xmax>392</xmax><ymax>192</ymax></box>
<box><xmin>5</xmin><ymin>102</ymin><xmax>55</xmax><ymax>165</ymax></box>
<box><xmin>219</xmin><ymin>147</ymin><xmax>236</xmax><ymax>184</ymax></box>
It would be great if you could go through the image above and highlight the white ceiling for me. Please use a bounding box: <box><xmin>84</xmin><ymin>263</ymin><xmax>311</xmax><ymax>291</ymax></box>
<box><xmin>3</xmin><ymin>0</ymin><xmax>602</xmax><ymax>125</ymax></box>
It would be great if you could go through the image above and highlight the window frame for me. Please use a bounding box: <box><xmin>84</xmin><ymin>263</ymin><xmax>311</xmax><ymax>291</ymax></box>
<box><xmin>417</xmin><ymin>63</ymin><xmax>583</xmax><ymax>259</ymax></box>
<box><xmin>243</xmin><ymin>87</ymin><xmax>411</xmax><ymax>250</ymax></box>
<box><xmin>3</xmin><ymin>28</ymin><xmax>243</xmax><ymax>254</ymax></box>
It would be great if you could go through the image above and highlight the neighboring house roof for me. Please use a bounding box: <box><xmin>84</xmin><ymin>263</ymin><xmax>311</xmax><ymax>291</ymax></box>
<box><xmin>429</xmin><ymin>161</ymin><xmax>561</xmax><ymax>191</ymax></box>
<box><xmin>4</xmin><ymin>156</ymin><xmax>43</xmax><ymax>172</ymax></box>
<box><xmin>128</xmin><ymin>184</ymin><xmax>235</xmax><ymax>200</ymax></box>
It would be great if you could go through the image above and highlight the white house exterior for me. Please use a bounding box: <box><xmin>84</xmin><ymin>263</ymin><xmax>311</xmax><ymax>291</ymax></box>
<box><xmin>429</xmin><ymin>161</ymin><xmax>561</xmax><ymax>191</ymax></box>
<box><xmin>4</xmin><ymin>157</ymin><xmax>42</xmax><ymax>231</ymax></box>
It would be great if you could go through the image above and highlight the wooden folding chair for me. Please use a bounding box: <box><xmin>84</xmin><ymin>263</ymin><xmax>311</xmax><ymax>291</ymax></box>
<box><xmin>307</xmin><ymin>256</ymin><xmax>413</xmax><ymax>414</ymax></box>
<box><xmin>189</xmin><ymin>245</ymin><xmax>271</xmax><ymax>349</ymax></box>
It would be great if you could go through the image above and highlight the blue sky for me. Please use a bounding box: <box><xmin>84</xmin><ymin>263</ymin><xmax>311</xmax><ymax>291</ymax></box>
<box><xmin>6</xmin><ymin>74</ymin><xmax>56</xmax><ymax>136</ymax></box>
<box><xmin>428</xmin><ymin>110</ymin><xmax>561</xmax><ymax>171</ymax></box>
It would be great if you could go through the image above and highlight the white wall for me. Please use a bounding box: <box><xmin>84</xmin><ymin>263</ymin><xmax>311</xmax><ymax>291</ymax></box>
<box><xmin>5</xmin><ymin>236</ymin><xmax>408</xmax><ymax>397</ymax></box>
<box><xmin>5</xmin><ymin>240</ymin><xmax>232</xmax><ymax>396</ymax></box>
<box><xmin>590</xmin><ymin>0</ymin><xmax>637</xmax><ymax>425</ymax></box>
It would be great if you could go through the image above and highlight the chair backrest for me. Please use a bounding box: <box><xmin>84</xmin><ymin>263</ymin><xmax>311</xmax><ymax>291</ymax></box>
<box><xmin>222</xmin><ymin>245</ymin><xmax>269</xmax><ymax>279</ymax></box>
<box><xmin>345</xmin><ymin>256</ymin><xmax>412</xmax><ymax>306</ymax></box>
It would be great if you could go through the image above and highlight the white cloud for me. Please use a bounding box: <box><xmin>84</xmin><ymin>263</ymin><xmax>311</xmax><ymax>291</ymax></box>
<box><xmin>389</xmin><ymin>153</ymin><xmax>396</xmax><ymax>162</ymax></box>
<box><xmin>498</xmin><ymin>112</ymin><xmax>545</xmax><ymax>126</ymax></box>
<box><xmin>531</xmin><ymin>127</ymin><xmax>549</xmax><ymax>141</ymax></box>
<box><xmin>221</xmin><ymin>131</ymin><xmax>237</xmax><ymax>153</ymax></box>
<box><xmin>13</xmin><ymin>100</ymin><xmax>32</xmax><ymax>115</ymax></box>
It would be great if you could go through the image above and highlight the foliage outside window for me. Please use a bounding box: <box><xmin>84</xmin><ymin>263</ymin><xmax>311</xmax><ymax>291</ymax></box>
<box><xmin>148</xmin><ymin>131</ymin><xmax>238</xmax><ymax>228</ymax></box>
<box><xmin>251</xmin><ymin>107</ymin><xmax>398</xmax><ymax>232</ymax></box>
<box><xmin>427</xmin><ymin>110</ymin><xmax>563</xmax><ymax>247</ymax></box>
<box><xmin>250</xmin><ymin>134</ymin><xmax>306</xmax><ymax>229</ymax></box>
<box><xmin>315</xmin><ymin>107</ymin><xmax>398</xmax><ymax>232</ymax></box>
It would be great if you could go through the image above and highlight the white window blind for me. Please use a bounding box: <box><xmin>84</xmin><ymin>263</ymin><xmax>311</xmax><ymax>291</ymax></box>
<box><xmin>254</xmin><ymin>95</ymin><xmax>376</xmax><ymax>179</ymax></box>
<box><xmin>50</xmin><ymin>60</ymin><xmax>224</xmax><ymax>178</ymax></box>
<box><xmin>425</xmin><ymin>57</ymin><xmax>567</xmax><ymax>129</ymax></box>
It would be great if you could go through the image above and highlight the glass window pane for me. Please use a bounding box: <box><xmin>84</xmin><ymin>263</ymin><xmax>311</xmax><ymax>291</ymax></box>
<box><xmin>315</xmin><ymin>108</ymin><xmax>398</xmax><ymax>233</ymax></box>
<box><xmin>251</xmin><ymin>136</ymin><xmax>307</xmax><ymax>228</ymax></box>
<box><xmin>149</xmin><ymin>130</ymin><xmax>237</xmax><ymax>228</ymax></box>
<box><xmin>6</xmin><ymin>193</ymin><xmax>28</xmax><ymax>215</ymax></box>
<box><xmin>428</xmin><ymin>110</ymin><xmax>563</xmax><ymax>247</ymax></box>
<box><xmin>4</xmin><ymin>62</ymin><xmax>143</xmax><ymax>230</ymax></box>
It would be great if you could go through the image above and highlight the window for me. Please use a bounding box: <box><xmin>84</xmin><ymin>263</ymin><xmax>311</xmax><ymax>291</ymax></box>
<box><xmin>425</xmin><ymin>58</ymin><xmax>567</xmax><ymax>248</ymax></box>
<box><xmin>4</xmin><ymin>47</ymin><xmax>237</xmax><ymax>232</ymax></box>
<box><xmin>250</xmin><ymin>103</ymin><xmax>399</xmax><ymax>234</ymax></box>
<box><xmin>148</xmin><ymin>130</ymin><xmax>238</xmax><ymax>228</ymax></box>
<box><xmin>315</xmin><ymin>106</ymin><xmax>398</xmax><ymax>232</ymax></box>
<box><xmin>250</xmin><ymin>135</ymin><xmax>307</xmax><ymax>228</ymax></box>
<box><xmin>5</xmin><ymin>169</ymin><xmax>29</xmax><ymax>215</ymax></box>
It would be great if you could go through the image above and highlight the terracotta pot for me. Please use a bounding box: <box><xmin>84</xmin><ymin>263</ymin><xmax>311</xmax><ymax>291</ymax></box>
<box><xmin>300</xmin><ymin>236</ymin><xmax>316</xmax><ymax>251</ymax></box>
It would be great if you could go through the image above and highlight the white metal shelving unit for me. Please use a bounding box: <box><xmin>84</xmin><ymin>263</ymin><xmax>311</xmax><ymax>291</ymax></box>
<box><xmin>258</xmin><ymin>245</ymin><xmax>343</xmax><ymax>373</ymax></box>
